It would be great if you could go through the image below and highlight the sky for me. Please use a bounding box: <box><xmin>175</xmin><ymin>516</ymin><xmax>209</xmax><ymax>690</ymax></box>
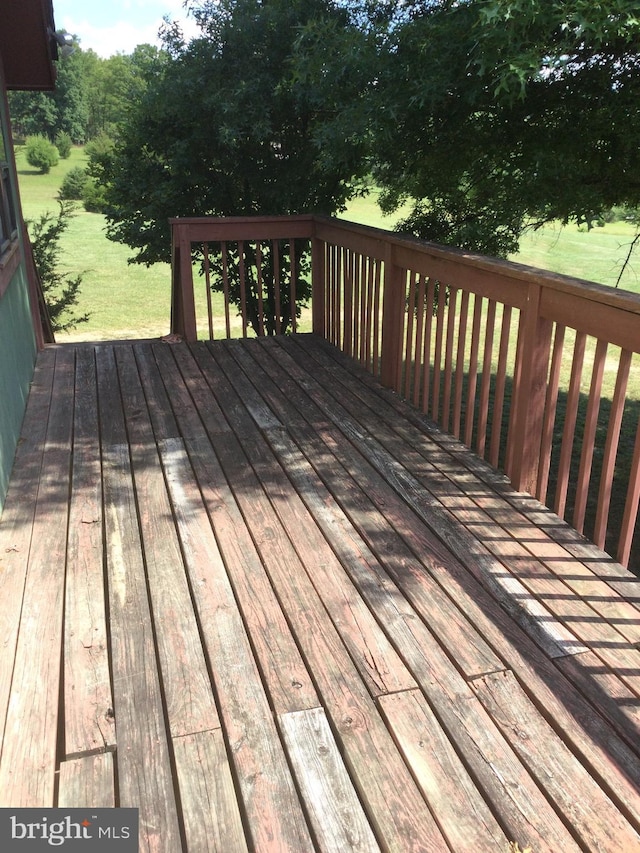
<box><xmin>51</xmin><ymin>0</ymin><xmax>202</xmax><ymax>58</ymax></box>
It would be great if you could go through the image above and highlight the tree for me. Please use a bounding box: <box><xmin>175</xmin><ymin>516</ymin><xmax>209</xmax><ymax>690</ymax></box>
<box><xmin>28</xmin><ymin>202</ymin><xmax>89</xmax><ymax>332</ymax></box>
<box><xmin>25</xmin><ymin>135</ymin><xmax>59</xmax><ymax>174</ymax></box>
<box><xmin>82</xmin><ymin>46</ymin><xmax>164</xmax><ymax>139</ymax></box>
<box><xmin>94</xmin><ymin>0</ymin><xmax>370</xmax><ymax>333</ymax></box>
<box><xmin>6</xmin><ymin>91</ymin><xmax>58</xmax><ymax>141</ymax></box>
<box><xmin>52</xmin><ymin>46</ymin><xmax>89</xmax><ymax>142</ymax></box>
<box><xmin>294</xmin><ymin>1</ymin><xmax>640</xmax><ymax>257</ymax></box>
<box><xmin>372</xmin><ymin>0</ymin><xmax>640</xmax><ymax>255</ymax></box>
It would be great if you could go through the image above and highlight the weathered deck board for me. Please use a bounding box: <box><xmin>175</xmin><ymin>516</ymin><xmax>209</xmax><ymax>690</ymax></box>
<box><xmin>1</xmin><ymin>334</ymin><xmax>640</xmax><ymax>851</ymax></box>
<box><xmin>0</xmin><ymin>349</ymin><xmax>55</xmax><ymax>782</ymax></box>
<box><xmin>189</xmin><ymin>341</ymin><xmax>449</xmax><ymax>852</ymax></box>
<box><xmin>64</xmin><ymin>346</ymin><xmax>114</xmax><ymax>757</ymax></box>
<box><xmin>279</xmin><ymin>707</ymin><xmax>381</xmax><ymax>852</ymax></box>
<box><xmin>58</xmin><ymin>753</ymin><xmax>116</xmax><ymax>809</ymax></box>
<box><xmin>96</xmin><ymin>345</ymin><xmax>183</xmax><ymax>851</ymax></box>
<box><xmin>378</xmin><ymin>689</ymin><xmax>509</xmax><ymax>851</ymax></box>
<box><xmin>0</xmin><ymin>347</ymin><xmax>74</xmax><ymax>805</ymax></box>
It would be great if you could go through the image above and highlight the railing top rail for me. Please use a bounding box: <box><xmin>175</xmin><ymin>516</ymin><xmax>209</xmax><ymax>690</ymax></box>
<box><xmin>170</xmin><ymin>214</ymin><xmax>316</xmax><ymax>243</ymax></box>
<box><xmin>170</xmin><ymin>213</ymin><xmax>640</xmax><ymax>318</ymax></box>
<box><xmin>311</xmin><ymin>215</ymin><xmax>640</xmax><ymax>318</ymax></box>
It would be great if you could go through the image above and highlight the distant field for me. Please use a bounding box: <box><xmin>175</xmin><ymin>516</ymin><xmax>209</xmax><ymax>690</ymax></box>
<box><xmin>342</xmin><ymin>193</ymin><xmax>640</xmax><ymax>294</ymax></box>
<box><xmin>512</xmin><ymin>220</ymin><xmax>640</xmax><ymax>294</ymax></box>
<box><xmin>16</xmin><ymin>145</ymin><xmax>174</xmax><ymax>341</ymax></box>
<box><xmin>14</xmin><ymin>151</ymin><xmax>640</xmax><ymax>340</ymax></box>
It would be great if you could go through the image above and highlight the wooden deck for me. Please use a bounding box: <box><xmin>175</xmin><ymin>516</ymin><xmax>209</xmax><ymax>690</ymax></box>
<box><xmin>1</xmin><ymin>334</ymin><xmax>640</xmax><ymax>852</ymax></box>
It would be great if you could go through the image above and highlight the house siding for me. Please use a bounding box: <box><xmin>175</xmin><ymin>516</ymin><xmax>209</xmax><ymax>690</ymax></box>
<box><xmin>0</xmin><ymin>264</ymin><xmax>37</xmax><ymax>511</ymax></box>
<box><xmin>0</xmin><ymin>40</ymin><xmax>42</xmax><ymax>514</ymax></box>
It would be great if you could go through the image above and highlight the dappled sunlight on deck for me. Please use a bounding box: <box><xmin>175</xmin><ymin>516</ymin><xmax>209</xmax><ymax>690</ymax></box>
<box><xmin>1</xmin><ymin>335</ymin><xmax>640</xmax><ymax>851</ymax></box>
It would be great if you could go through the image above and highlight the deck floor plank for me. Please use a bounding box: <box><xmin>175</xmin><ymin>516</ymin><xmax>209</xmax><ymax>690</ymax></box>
<box><xmin>145</xmin><ymin>341</ymin><xmax>320</xmax><ymax>716</ymax></box>
<box><xmin>378</xmin><ymin>689</ymin><xmax>510</xmax><ymax>852</ymax></box>
<box><xmin>0</xmin><ymin>347</ymin><xmax>74</xmax><ymax>806</ymax></box>
<box><xmin>136</xmin><ymin>345</ymin><xmax>316</xmax><ymax>851</ymax></box>
<box><xmin>279</xmin><ymin>707</ymin><xmax>382</xmax><ymax>853</ymax></box>
<box><xmin>114</xmin><ymin>345</ymin><xmax>221</xmax><ymax>739</ymax></box>
<box><xmin>210</xmin><ymin>341</ymin><xmax>419</xmax><ymax>699</ymax></box>
<box><xmin>64</xmin><ymin>346</ymin><xmax>114</xmax><ymax>757</ymax></box>
<box><xmin>233</xmin><ymin>338</ymin><xmax>507</xmax><ymax>681</ymax></box>
<box><xmin>472</xmin><ymin>669</ymin><xmax>640</xmax><ymax>851</ymax></box>
<box><xmin>2</xmin><ymin>335</ymin><xmax>640</xmax><ymax>850</ymax></box>
<box><xmin>279</xmin><ymin>336</ymin><xmax>587</xmax><ymax>659</ymax></box>
<box><xmin>0</xmin><ymin>348</ymin><xmax>56</xmax><ymax>773</ymax></box>
<box><xmin>190</xmin><ymin>341</ymin><xmax>451</xmax><ymax>852</ymax></box>
<box><xmin>58</xmin><ymin>753</ymin><xmax>116</xmax><ymax>809</ymax></box>
<box><xmin>173</xmin><ymin>730</ymin><xmax>249</xmax><ymax>853</ymax></box>
<box><xmin>96</xmin><ymin>346</ymin><xmax>183</xmax><ymax>851</ymax></box>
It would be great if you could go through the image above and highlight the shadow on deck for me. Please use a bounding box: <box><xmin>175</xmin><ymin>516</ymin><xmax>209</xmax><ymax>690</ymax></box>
<box><xmin>1</xmin><ymin>334</ymin><xmax>640</xmax><ymax>852</ymax></box>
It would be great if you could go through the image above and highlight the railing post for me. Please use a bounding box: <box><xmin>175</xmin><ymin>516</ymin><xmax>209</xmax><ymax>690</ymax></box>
<box><xmin>379</xmin><ymin>247</ymin><xmax>405</xmax><ymax>392</ymax></box>
<box><xmin>507</xmin><ymin>281</ymin><xmax>553</xmax><ymax>494</ymax></box>
<box><xmin>170</xmin><ymin>221</ymin><xmax>198</xmax><ymax>342</ymax></box>
<box><xmin>311</xmin><ymin>235</ymin><xmax>326</xmax><ymax>338</ymax></box>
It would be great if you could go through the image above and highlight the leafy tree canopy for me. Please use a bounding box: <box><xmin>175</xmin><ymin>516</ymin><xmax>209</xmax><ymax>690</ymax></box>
<box><xmin>367</xmin><ymin>0</ymin><xmax>640</xmax><ymax>254</ymax></box>
<box><xmin>96</xmin><ymin>0</ymin><xmax>371</xmax><ymax>267</ymax></box>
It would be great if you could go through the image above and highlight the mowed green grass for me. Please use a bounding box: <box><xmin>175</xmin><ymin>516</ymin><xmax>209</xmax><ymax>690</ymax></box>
<box><xmin>15</xmin><ymin>149</ymin><xmax>640</xmax><ymax>341</ymax></box>
<box><xmin>16</xmin><ymin>146</ymin><xmax>173</xmax><ymax>341</ymax></box>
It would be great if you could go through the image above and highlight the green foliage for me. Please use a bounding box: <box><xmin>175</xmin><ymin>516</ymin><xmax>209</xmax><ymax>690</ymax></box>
<box><xmin>294</xmin><ymin>0</ymin><xmax>640</xmax><ymax>257</ymax></box>
<box><xmin>97</xmin><ymin>0</ymin><xmax>371</xmax><ymax>333</ymax></box>
<box><xmin>83</xmin><ymin>133</ymin><xmax>115</xmax><ymax>212</ymax></box>
<box><xmin>25</xmin><ymin>135</ymin><xmax>59</xmax><ymax>174</ymax></box>
<box><xmin>55</xmin><ymin>131</ymin><xmax>73</xmax><ymax>159</ymax></box>
<box><xmin>7</xmin><ymin>91</ymin><xmax>57</xmax><ymax>141</ymax></box>
<box><xmin>7</xmin><ymin>38</ymin><xmax>162</xmax><ymax>145</ymax></box>
<box><xmin>58</xmin><ymin>166</ymin><xmax>88</xmax><ymax>200</ymax></box>
<box><xmin>27</xmin><ymin>201</ymin><xmax>89</xmax><ymax>332</ymax></box>
<box><xmin>82</xmin><ymin>178</ymin><xmax>109</xmax><ymax>213</ymax></box>
<box><xmin>51</xmin><ymin>46</ymin><xmax>89</xmax><ymax>143</ymax></box>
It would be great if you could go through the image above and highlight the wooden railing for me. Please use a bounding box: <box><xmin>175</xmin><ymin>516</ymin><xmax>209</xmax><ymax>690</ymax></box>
<box><xmin>171</xmin><ymin>214</ymin><xmax>640</xmax><ymax>570</ymax></box>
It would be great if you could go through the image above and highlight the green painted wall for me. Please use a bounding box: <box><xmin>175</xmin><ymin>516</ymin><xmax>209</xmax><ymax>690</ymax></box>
<box><xmin>0</xmin><ymin>264</ymin><xmax>37</xmax><ymax>513</ymax></box>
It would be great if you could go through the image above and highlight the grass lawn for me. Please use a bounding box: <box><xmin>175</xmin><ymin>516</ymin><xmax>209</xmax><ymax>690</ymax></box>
<box><xmin>16</xmin><ymin>145</ymin><xmax>173</xmax><ymax>342</ymax></box>
<box><xmin>15</xmin><ymin>152</ymin><xmax>640</xmax><ymax>340</ymax></box>
<box><xmin>512</xmin><ymin>220</ymin><xmax>640</xmax><ymax>295</ymax></box>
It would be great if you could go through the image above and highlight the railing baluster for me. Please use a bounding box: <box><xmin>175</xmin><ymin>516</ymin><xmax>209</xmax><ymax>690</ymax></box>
<box><xmin>452</xmin><ymin>289</ymin><xmax>470</xmax><ymax>439</ymax></box>
<box><xmin>477</xmin><ymin>299</ymin><xmax>497</xmax><ymax>457</ymax></box>
<box><xmin>431</xmin><ymin>283</ymin><xmax>447</xmax><ymax>422</ymax></box>
<box><xmin>372</xmin><ymin>259</ymin><xmax>382</xmax><ymax>378</ymax></box>
<box><xmin>536</xmin><ymin>322</ymin><xmax>565</xmax><ymax>502</ymax></box>
<box><xmin>359</xmin><ymin>253</ymin><xmax>367</xmax><ymax>367</ymax></box>
<box><xmin>421</xmin><ymin>276</ymin><xmax>436</xmax><ymax>415</ymax></box>
<box><xmin>594</xmin><ymin>348</ymin><xmax>632</xmax><ymax>547</ymax></box>
<box><xmin>489</xmin><ymin>305</ymin><xmax>513</xmax><ymax>469</ymax></box>
<box><xmin>618</xmin><ymin>409</ymin><xmax>640</xmax><ymax>566</ymax></box>
<box><xmin>238</xmin><ymin>240</ymin><xmax>248</xmax><ymax>338</ymax></box>
<box><xmin>255</xmin><ymin>241</ymin><xmax>265</xmax><ymax>336</ymax></box>
<box><xmin>464</xmin><ymin>294</ymin><xmax>483</xmax><ymax>448</ymax></box>
<box><xmin>203</xmin><ymin>242</ymin><xmax>214</xmax><ymax>340</ymax></box>
<box><xmin>404</xmin><ymin>271</ymin><xmax>417</xmax><ymax>400</ymax></box>
<box><xmin>554</xmin><ymin>331</ymin><xmax>587</xmax><ymax>518</ymax></box>
<box><xmin>413</xmin><ymin>274</ymin><xmax>427</xmax><ymax>409</ymax></box>
<box><xmin>290</xmin><ymin>239</ymin><xmax>298</xmax><ymax>334</ymax></box>
<box><xmin>221</xmin><ymin>242</ymin><xmax>231</xmax><ymax>339</ymax></box>
<box><xmin>441</xmin><ymin>286</ymin><xmax>458</xmax><ymax>433</ymax></box>
<box><xmin>274</xmin><ymin>239</ymin><xmax>282</xmax><ymax>335</ymax></box>
<box><xmin>573</xmin><ymin>338</ymin><xmax>608</xmax><ymax>533</ymax></box>
<box><xmin>364</xmin><ymin>257</ymin><xmax>374</xmax><ymax>371</ymax></box>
